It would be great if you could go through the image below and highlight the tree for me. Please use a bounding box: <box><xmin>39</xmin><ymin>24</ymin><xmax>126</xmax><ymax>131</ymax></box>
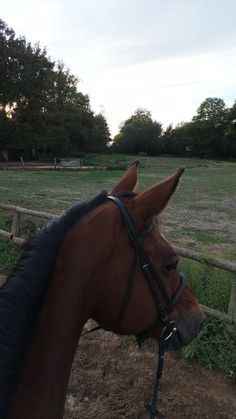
<box><xmin>0</xmin><ymin>20</ymin><xmax>111</xmax><ymax>159</ymax></box>
<box><xmin>113</xmin><ymin>109</ymin><xmax>162</xmax><ymax>155</ymax></box>
<box><xmin>0</xmin><ymin>20</ymin><xmax>25</xmax><ymax>113</ymax></box>
<box><xmin>47</xmin><ymin>64</ymin><xmax>110</xmax><ymax>154</ymax></box>
<box><xmin>0</xmin><ymin>20</ymin><xmax>25</xmax><ymax>154</ymax></box>
<box><xmin>14</xmin><ymin>42</ymin><xmax>55</xmax><ymax>155</ymax></box>
<box><xmin>224</xmin><ymin>101</ymin><xmax>236</xmax><ymax>158</ymax></box>
<box><xmin>0</xmin><ymin>20</ymin><xmax>56</xmax><ymax>156</ymax></box>
<box><xmin>193</xmin><ymin>97</ymin><xmax>227</xmax><ymax>127</ymax></box>
<box><xmin>190</xmin><ymin>98</ymin><xmax>228</xmax><ymax>157</ymax></box>
<box><xmin>162</xmin><ymin>123</ymin><xmax>190</xmax><ymax>156</ymax></box>
<box><xmin>89</xmin><ymin>113</ymin><xmax>111</xmax><ymax>151</ymax></box>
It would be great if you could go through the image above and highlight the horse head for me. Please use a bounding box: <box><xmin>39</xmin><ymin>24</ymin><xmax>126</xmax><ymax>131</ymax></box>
<box><xmin>83</xmin><ymin>161</ymin><xmax>204</xmax><ymax>349</ymax></box>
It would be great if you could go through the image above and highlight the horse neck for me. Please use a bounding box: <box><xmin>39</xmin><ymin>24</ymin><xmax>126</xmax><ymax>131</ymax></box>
<box><xmin>9</xmin><ymin>230</ymin><xmax>95</xmax><ymax>419</ymax></box>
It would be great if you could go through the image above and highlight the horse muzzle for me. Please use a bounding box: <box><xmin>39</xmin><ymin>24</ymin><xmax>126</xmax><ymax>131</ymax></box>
<box><xmin>167</xmin><ymin>315</ymin><xmax>205</xmax><ymax>351</ymax></box>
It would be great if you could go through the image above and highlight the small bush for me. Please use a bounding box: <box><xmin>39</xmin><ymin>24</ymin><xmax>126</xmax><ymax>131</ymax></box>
<box><xmin>180</xmin><ymin>259</ymin><xmax>232</xmax><ymax>312</ymax></box>
<box><xmin>0</xmin><ymin>238</ymin><xmax>21</xmax><ymax>274</ymax></box>
<box><xmin>182</xmin><ymin>317</ymin><xmax>236</xmax><ymax>377</ymax></box>
<box><xmin>180</xmin><ymin>258</ymin><xmax>236</xmax><ymax>376</ymax></box>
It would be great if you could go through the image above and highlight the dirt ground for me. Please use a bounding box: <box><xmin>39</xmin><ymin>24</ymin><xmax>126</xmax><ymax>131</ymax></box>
<box><xmin>64</xmin><ymin>327</ymin><xmax>236</xmax><ymax>419</ymax></box>
<box><xmin>0</xmin><ymin>161</ymin><xmax>96</xmax><ymax>170</ymax></box>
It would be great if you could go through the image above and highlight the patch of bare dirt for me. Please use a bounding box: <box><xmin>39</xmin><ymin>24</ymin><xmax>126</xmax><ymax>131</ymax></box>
<box><xmin>64</xmin><ymin>329</ymin><xmax>236</xmax><ymax>419</ymax></box>
<box><xmin>0</xmin><ymin>162</ymin><xmax>98</xmax><ymax>170</ymax></box>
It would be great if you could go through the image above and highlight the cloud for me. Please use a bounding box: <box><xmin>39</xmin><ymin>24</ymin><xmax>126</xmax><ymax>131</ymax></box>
<box><xmin>81</xmin><ymin>50</ymin><xmax>236</xmax><ymax>135</ymax></box>
<box><xmin>56</xmin><ymin>0</ymin><xmax>236</xmax><ymax>72</ymax></box>
<box><xmin>4</xmin><ymin>0</ymin><xmax>236</xmax><ymax>71</ymax></box>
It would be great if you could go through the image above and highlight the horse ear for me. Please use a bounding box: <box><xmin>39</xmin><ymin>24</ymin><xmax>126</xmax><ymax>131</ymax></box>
<box><xmin>132</xmin><ymin>168</ymin><xmax>185</xmax><ymax>222</ymax></box>
<box><xmin>110</xmin><ymin>160</ymin><xmax>139</xmax><ymax>194</ymax></box>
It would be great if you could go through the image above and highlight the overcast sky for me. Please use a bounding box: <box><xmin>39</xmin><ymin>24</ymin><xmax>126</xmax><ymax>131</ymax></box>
<box><xmin>2</xmin><ymin>0</ymin><xmax>236</xmax><ymax>136</ymax></box>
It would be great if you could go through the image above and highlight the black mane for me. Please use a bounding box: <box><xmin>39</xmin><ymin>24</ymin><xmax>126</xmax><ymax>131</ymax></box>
<box><xmin>0</xmin><ymin>191</ymin><xmax>108</xmax><ymax>416</ymax></box>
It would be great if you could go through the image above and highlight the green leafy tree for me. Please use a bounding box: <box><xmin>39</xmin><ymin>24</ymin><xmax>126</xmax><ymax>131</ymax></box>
<box><xmin>0</xmin><ymin>20</ymin><xmax>25</xmax><ymax>113</ymax></box>
<box><xmin>162</xmin><ymin>123</ymin><xmax>190</xmax><ymax>155</ymax></box>
<box><xmin>224</xmin><ymin>101</ymin><xmax>236</xmax><ymax>158</ymax></box>
<box><xmin>193</xmin><ymin>97</ymin><xmax>227</xmax><ymax>127</ymax></box>
<box><xmin>113</xmin><ymin>109</ymin><xmax>162</xmax><ymax>155</ymax></box>
<box><xmin>0</xmin><ymin>20</ymin><xmax>110</xmax><ymax>159</ymax></box>
<box><xmin>0</xmin><ymin>20</ymin><xmax>25</xmax><ymax>155</ymax></box>
<box><xmin>190</xmin><ymin>98</ymin><xmax>228</xmax><ymax>157</ymax></box>
<box><xmin>14</xmin><ymin>42</ymin><xmax>55</xmax><ymax>155</ymax></box>
<box><xmin>47</xmin><ymin>63</ymin><xmax>110</xmax><ymax>154</ymax></box>
<box><xmin>0</xmin><ymin>20</ymin><xmax>55</xmax><ymax>156</ymax></box>
<box><xmin>89</xmin><ymin>113</ymin><xmax>111</xmax><ymax>151</ymax></box>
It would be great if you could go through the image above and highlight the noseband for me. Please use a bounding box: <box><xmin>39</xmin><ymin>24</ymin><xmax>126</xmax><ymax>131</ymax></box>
<box><xmin>107</xmin><ymin>195</ymin><xmax>186</xmax><ymax>419</ymax></box>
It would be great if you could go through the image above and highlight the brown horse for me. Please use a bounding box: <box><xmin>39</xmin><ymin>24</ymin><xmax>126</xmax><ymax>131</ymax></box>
<box><xmin>0</xmin><ymin>162</ymin><xmax>204</xmax><ymax>419</ymax></box>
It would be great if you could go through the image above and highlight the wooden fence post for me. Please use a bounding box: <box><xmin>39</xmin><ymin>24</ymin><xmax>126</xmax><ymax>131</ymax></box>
<box><xmin>20</xmin><ymin>156</ymin><xmax>25</xmax><ymax>169</ymax></box>
<box><xmin>12</xmin><ymin>211</ymin><xmax>21</xmax><ymax>238</ymax></box>
<box><xmin>227</xmin><ymin>274</ymin><xmax>236</xmax><ymax>335</ymax></box>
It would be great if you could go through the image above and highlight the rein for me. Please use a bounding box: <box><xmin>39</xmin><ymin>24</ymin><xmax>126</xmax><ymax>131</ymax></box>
<box><xmin>82</xmin><ymin>195</ymin><xmax>186</xmax><ymax>418</ymax></box>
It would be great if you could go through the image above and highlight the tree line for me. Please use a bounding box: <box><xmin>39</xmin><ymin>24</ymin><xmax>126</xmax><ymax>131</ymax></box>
<box><xmin>1</xmin><ymin>19</ymin><xmax>236</xmax><ymax>160</ymax></box>
<box><xmin>113</xmin><ymin>99</ymin><xmax>236</xmax><ymax>158</ymax></box>
<box><xmin>0</xmin><ymin>20</ymin><xmax>110</xmax><ymax>160</ymax></box>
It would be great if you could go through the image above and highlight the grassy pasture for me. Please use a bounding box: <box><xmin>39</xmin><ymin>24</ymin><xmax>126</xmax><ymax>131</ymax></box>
<box><xmin>1</xmin><ymin>154</ymin><xmax>236</xmax><ymax>257</ymax></box>
<box><xmin>0</xmin><ymin>154</ymin><xmax>236</xmax><ymax>374</ymax></box>
<box><xmin>0</xmin><ymin>154</ymin><xmax>236</xmax><ymax>274</ymax></box>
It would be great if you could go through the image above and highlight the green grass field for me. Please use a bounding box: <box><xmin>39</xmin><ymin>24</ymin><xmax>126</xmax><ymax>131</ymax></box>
<box><xmin>1</xmin><ymin>154</ymin><xmax>236</xmax><ymax>256</ymax></box>
<box><xmin>0</xmin><ymin>154</ymin><xmax>236</xmax><ymax>375</ymax></box>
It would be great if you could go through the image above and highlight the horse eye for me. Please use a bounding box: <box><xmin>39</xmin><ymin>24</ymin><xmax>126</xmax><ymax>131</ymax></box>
<box><xmin>165</xmin><ymin>260</ymin><xmax>178</xmax><ymax>273</ymax></box>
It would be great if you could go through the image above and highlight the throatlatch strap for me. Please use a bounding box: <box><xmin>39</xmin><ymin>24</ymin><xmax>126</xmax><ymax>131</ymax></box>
<box><xmin>115</xmin><ymin>247</ymin><xmax>139</xmax><ymax>327</ymax></box>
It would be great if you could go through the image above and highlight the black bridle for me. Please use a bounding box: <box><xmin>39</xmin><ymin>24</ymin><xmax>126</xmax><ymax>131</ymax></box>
<box><xmin>107</xmin><ymin>195</ymin><xmax>186</xmax><ymax>418</ymax></box>
<box><xmin>82</xmin><ymin>194</ymin><xmax>186</xmax><ymax>419</ymax></box>
<box><xmin>107</xmin><ymin>195</ymin><xmax>185</xmax><ymax>333</ymax></box>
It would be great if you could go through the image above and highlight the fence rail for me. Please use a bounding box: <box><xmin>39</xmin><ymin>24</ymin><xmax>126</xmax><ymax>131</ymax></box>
<box><xmin>0</xmin><ymin>202</ymin><xmax>236</xmax><ymax>334</ymax></box>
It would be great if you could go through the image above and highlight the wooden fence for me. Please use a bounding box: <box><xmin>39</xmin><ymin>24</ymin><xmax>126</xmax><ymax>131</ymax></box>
<box><xmin>0</xmin><ymin>202</ymin><xmax>236</xmax><ymax>334</ymax></box>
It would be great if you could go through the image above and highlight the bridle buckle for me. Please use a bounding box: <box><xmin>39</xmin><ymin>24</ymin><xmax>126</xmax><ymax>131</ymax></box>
<box><xmin>163</xmin><ymin>321</ymin><xmax>178</xmax><ymax>342</ymax></box>
<box><xmin>160</xmin><ymin>311</ymin><xmax>169</xmax><ymax>324</ymax></box>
